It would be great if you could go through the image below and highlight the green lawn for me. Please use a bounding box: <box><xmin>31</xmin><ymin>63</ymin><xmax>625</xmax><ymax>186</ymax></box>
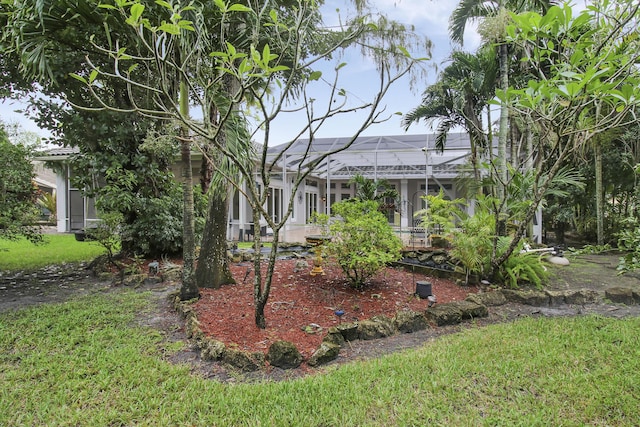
<box><xmin>0</xmin><ymin>234</ymin><xmax>106</xmax><ymax>271</ymax></box>
<box><xmin>1</xmin><ymin>290</ymin><xmax>639</xmax><ymax>426</ymax></box>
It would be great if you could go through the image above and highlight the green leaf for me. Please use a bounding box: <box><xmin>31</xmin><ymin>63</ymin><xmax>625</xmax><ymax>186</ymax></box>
<box><xmin>154</xmin><ymin>0</ymin><xmax>172</xmax><ymax>10</ymax></box>
<box><xmin>88</xmin><ymin>69</ymin><xmax>99</xmax><ymax>84</ymax></box>
<box><xmin>228</xmin><ymin>4</ymin><xmax>251</xmax><ymax>12</ymax></box>
<box><xmin>309</xmin><ymin>70</ymin><xmax>322</xmax><ymax>81</ymax></box>
<box><xmin>397</xmin><ymin>46</ymin><xmax>410</xmax><ymax>57</ymax></box>
<box><xmin>213</xmin><ymin>0</ymin><xmax>225</xmax><ymax>11</ymax></box>
<box><xmin>128</xmin><ymin>3</ymin><xmax>144</xmax><ymax>23</ymax></box>
<box><xmin>69</xmin><ymin>73</ymin><xmax>87</xmax><ymax>84</ymax></box>
<box><xmin>158</xmin><ymin>23</ymin><xmax>180</xmax><ymax>35</ymax></box>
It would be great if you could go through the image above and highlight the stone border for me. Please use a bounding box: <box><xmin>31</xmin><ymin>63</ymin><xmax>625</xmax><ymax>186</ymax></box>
<box><xmin>171</xmin><ymin>292</ymin><xmax>490</xmax><ymax>372</ymax></box>
<box><xmin>172</xmin><ymin>286</ymin><xmax>640</xmax><ymax>372</ymax></box>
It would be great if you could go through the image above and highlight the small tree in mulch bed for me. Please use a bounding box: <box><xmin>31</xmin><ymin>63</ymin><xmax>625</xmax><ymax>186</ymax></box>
<box><xmin>326</xmin><ymin>200</ymin><xmax>403</xmax><ymax>289</ymax></box>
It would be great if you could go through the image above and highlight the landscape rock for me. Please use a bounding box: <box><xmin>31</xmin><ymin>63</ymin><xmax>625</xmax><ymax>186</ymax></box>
<box><xmin>502</xmin><ymin>289</ymin><xmax>550</xmax><ymax>306</ymax></box>
<box><xmin>323</xmin><ymin>327</ymin><xmax>346</xmax><ymax>347</ymax></box>
<box><xmin>266</xmin><ymin>340</ymin><xmax>303</xmax><ymax>369</ymax></box>
<box><xmin>465</xmin><ymin>291</ymin><xmax>506</xmax><ymax>306</ymax></box>
<box><xmin>564</xmin><ymin>289</ymin><xmax>600</xmax><ymax>305</ymax></box>
<box><xmin>394</xmin><ymin>310</ymin><xmax>429</xmax><ymax>333</ymax></box>
<box><xmin>547</xmin><ymin>256</ymin><xmax>570</xmax><ymax>266</ymax></box>
<box><xmin>605</xmin><ymin>287</ymin><xmax>636</xmax><ymax>305</ymax></box>
<box><xmin>307</xmin><ymin>342</ymin><xmax>341</xmax><ymax>367</ymax></box>
<box><xmin>336</xmin><ymin>322</ymin><xmax>359</xmax><ymax>341</ymax></box>
<box><xmin>546</xmin><ymin>290</ymin><xmax>567</xmax><ymax>306</ymax></box>
<box><xmin>425</xmin><ymin>303</ymin><xmax>463</xmax><ymax>326</ymax></box>
<box><xmin>222</xmin><ymin>348</ymin><xmax>263</xmax><ymax>371</ymax></box>
<box><xmin>201</xmin><ymin>339</ymin><xmax>226</xmax><ymax>361</ymax></box>
<box><xmin>451</xmin><ymin>300</ymin><xmax>488</xmax><ymax>319</ymax></box>
<box><xmin>357</xmin><ymin>315</ymin><xmax>397</xmax><ymax>340</ymax></box>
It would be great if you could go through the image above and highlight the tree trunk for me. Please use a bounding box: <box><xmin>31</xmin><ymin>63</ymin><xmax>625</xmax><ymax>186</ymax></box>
<box><xmin>496</xmin><ymin>42</ymin><xmax>510</xmax><ymax>236</ymax></box>
<box><xmin>195</xmin><ymin>188</ymin><xmax>235</xmax><ymax>288</ymax></box>
<box><xmin>595</xmin><ymin>143</ymin><xmax>604</xmax><ymax>246</ymax></box>
<box><xmin>178</xmin><ymin>80</ymin><xmax>199</xmax><ymax>301</ymax></box>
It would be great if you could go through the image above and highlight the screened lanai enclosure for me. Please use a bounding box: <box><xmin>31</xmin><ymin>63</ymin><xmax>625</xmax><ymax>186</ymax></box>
<box><xmin>228</xmin><ymin>133</ymin><xmax>488</xmax><ymax>244</ymax></box>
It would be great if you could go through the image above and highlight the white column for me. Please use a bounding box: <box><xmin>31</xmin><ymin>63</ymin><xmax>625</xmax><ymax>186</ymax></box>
<box><xmin>400</xmin><ymin>179</ymin><xmax>409</xmax><ymax>228</ymax></box>
<box><xmin>56</xmin><ymin>166</ymin><xmax>68</xmax><ymax>232</ymax></box>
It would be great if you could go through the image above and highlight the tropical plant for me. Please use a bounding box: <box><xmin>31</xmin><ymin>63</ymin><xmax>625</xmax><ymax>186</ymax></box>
<box><xmin>326</xmin><ymin>200</ymin><xmax>403</xmax><ymax>289</ymax></box>
<box><xmin>36</xmin><ymin>191</ymin><xmax>56</xmax><ymax>223</ymax></box>
<box><xmin>413</xmin><ymin>189</ymin><xmax>466</xmax><ymax>236</ymax></box>
<box><xmin>448</xmin><ymin>200</ymin><xmax>495</xmax><ymax>284</ymax></box>
<box><xmin>348</xmin><ymin>174</ymin><xmax>399</xmax><ymax>210</ymax></box>
<box><xmin>616</xmin><ymin>217</ymin><xmax>640</xmax><ymax>275</ymax></box>
<box><xmin>494</xmin><ymin>236</ymin><xmax>547</xmax><ymax>289</ymax></box>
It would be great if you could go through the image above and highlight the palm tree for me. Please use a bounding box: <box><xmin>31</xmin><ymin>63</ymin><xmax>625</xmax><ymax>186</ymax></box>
<box><xmin>449</xmin><ymin>0</ymin><xmax>557</xmax><ymax>232</ymax></box>
<box><xmin>404</xmin><ymin>47</ymin><xmax>497</xmax><ymax>186</ymax></box>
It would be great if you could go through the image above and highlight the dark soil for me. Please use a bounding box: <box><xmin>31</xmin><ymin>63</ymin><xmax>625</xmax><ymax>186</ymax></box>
<box><xmin>2</xmin><ymin>252</ymin><xmax>640</xmax><ymax>383</ymax></box>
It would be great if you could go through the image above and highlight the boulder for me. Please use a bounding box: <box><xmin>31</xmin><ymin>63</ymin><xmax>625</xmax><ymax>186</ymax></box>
<box><xmin>564</xmin><ymin>289</ymin><xmax>600</xmax><ymax>305</ymax></box>
<box><xmin>293</xmin><ymin>259</ymin><xmax>309</xmax><ymax>272</ymax></box>
<box><xmin>466</xmin><ymin>291</ymin><xmax>506</xmax><ymax>307</ymax></box>
<box><xmin>452</xmin><ymin>300</ymin><xmax>488</xmax><ymax>319</ymax></box>
<box><xmin>201</xmin><ymin>339</ymin><xmax>226</xmax><ymax>361</ymax></box>
<box><xmin>502</xmin><ymin>289</ymin><xmax>550</xmax><ymax>306</ymax></box>
<box><xmin>323</xmin><ymin>327</ymin><xmax>346</xmax><ymax>347</ymax></box>
<box><xmin>336</xmin><ymin>322</ymin><xmax>359</xmax><ymax>341</ymax></box>
<box><xmin>425</xmin><ymin>303</ymin><xmax>463</xmax><ymax>326</ymax></box>
<box><xmin>605</xmin><ymin>287</ymin><xmax>636</xmax><ymax>305</ymax></box>
<box><xmin>266</xmin><ymin>340</ymin><xmax>303</xmax><ymax>369</ymax></box>
<box><xmin>307</xmin><ymin>342</ymin><xmax>341</xmax><ymax>367</ymax></box>
<box><xmin>357</xmin><ymin>316</ymin><xmax>397</xmax><ymax>340</ymax></box>
<box><xmin>221</xmin><ymin>348</ymin><xmax>263</xmax><ymax>372</ymax></box>
<box><xmin>394</xmin><ymin>310</ymin><xmax>429</xmax><ymax>333</ymax></box>
<box><xmin>547</xmin><ymin>256</ymin><xmax>570</xmax><ymax>266</ymax></box>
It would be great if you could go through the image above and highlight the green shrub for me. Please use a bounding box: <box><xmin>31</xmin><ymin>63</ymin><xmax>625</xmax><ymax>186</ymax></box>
<box><xmin>326</xmin><ymin>200</ymin><xmax>402</xmax><ymax>288</ymax></box>
<box><xmin>495</xmin><ymin>237</ymin><xmax>548</xmax><ymax>289</ymax></box>
<box><xmin>449</xmin><ymin>207</ymin><xmax>495</xmax><ymax>285</ymax></box>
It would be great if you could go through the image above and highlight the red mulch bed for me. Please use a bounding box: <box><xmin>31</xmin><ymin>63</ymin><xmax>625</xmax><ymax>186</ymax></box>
<box><xmin>193</xmin><ymin>258</ymin><xmax>479</xmax><ymax>359</ymax></box>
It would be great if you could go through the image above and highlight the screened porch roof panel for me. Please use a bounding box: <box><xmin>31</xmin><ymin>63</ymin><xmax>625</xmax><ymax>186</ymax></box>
<box><xmin>266</xmin><ymin>133</ymin><xmax>474</xmax><ymax>179</ymax></box>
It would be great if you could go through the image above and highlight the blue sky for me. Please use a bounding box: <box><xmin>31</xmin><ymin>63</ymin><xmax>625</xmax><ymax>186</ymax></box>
<box><xmin>1</xmin><ymin>0</ymin><xmax>482</xmax><ymax>142</ymax></box>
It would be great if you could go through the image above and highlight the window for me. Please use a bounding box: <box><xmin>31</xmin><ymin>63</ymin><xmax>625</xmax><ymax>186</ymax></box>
<box><xmin>305</xmin><ymin>192</ymin><xmax>318</xmax><ymax>222</ymax></box>
<box><xmin>267</xmin><ymin>187</ymin><xmax>283</xmax><ymax>223</ymax></box>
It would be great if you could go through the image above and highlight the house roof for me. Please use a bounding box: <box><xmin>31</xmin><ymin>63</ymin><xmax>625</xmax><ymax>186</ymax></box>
<box><xmin>266</xmin><ymin>133</ymin><xmax>474</xmax><ymax>180</ymax></box>
<box><xmin>34</xmin><ymin>146</ymin><xmax>79</xmax><ymax>161</ymax></box>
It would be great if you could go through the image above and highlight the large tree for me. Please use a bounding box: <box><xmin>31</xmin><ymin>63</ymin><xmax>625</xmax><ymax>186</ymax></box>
<box><xmin>492</xmin><ymin>1</ymin><xmax>640</xmax><ymax>271</ymax></box>
<box><xmin>0</xmin><ymin>123</ymin><xmax>41</xmax><ymax>243</ymax></box>
<box><xmin>0</xmin><ymin>0</ymin><xmax>200</xmax><ymax>257</ymax></box>
<box><xmin>64</xmin><ymin>0</ymin><xmax>427</xmax><ymax>327</ymax></box>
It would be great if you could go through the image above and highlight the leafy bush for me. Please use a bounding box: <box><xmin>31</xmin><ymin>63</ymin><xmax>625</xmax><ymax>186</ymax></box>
<box><xmin>616</xmin><ymin>217</ymin><xmax>640</xmax><ymax>274</ymax></box>
<box><xmin>494</xmin><ymin>237</ymin><xmax>548</xmax><ymax>289</ymax></box>
<box><xmin>448</xmin><ymin>206</ymin><xmax>495</xmax><ymax>284</ymax></box>
<box><xmin>0</xmin><ymin>132</ymin><xmax>42</xmax><ymax>243</ymax></box>
<box><xmin>326</xmin><ymin>200</ymin><xmax>402</xmax><ymax>289</ymax></box>
<box><xmin>413</xmin><ymin>189</ymin><xmax>466</xmax><ymax>235</ymax></box>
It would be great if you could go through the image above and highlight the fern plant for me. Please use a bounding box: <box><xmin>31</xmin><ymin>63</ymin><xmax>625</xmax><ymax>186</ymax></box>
<box><xmin>495</xmin><ymin>236</ymin><xmax>548</xmax><ymax>289</ymax></box>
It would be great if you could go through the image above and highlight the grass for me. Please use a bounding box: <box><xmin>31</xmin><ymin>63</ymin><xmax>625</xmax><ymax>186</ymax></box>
<box><xmin>1</xmin><ymin>290</ymin><xmax>639</xmax><ymax>426</ymax></box>
<box><xmin>0</xmin><ymin>234</ymin><xmax>106</xmax><ymax>271</ymax></box>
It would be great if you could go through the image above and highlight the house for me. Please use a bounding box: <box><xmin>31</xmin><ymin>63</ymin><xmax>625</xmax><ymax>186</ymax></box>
<box><xmin>38</xmin><ymin>133</ymin><xmax>543</xmax><ymax>244</ymax></box>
